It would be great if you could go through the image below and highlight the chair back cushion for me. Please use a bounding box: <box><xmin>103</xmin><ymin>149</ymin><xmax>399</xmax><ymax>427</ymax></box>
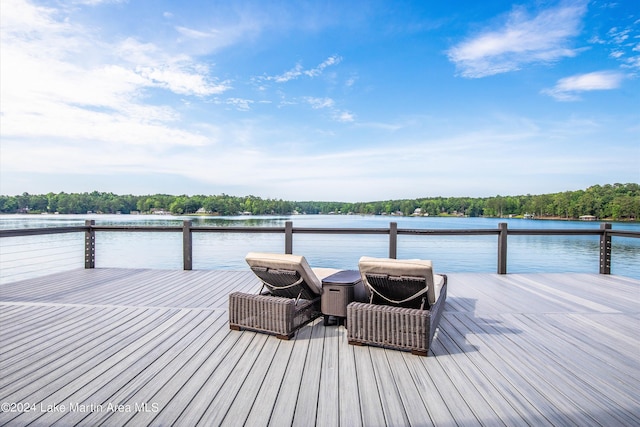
<box><xmin>246</xmin><ymin>252</ymin><xmax>323</xmax><ymax>298</ymax></box>
<box><xmin>358</xmin><ymin>256</ymin><xmax>442</xmax><ymax>307</ymax></box>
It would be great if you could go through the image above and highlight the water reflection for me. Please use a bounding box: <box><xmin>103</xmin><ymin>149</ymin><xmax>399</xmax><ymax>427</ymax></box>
<box><xmin>1</xmin><ymin>214</ymin><xmax>638</xmax><ymax>283</ymax></box>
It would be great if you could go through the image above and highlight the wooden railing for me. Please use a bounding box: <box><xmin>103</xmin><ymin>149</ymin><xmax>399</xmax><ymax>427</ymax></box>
<box><xmin>1</xmin><ymin>220</ymin><xmax>638</xmax><ymax>275</ymax></box>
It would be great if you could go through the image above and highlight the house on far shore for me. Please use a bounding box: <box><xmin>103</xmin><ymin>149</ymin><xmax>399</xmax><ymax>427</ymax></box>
<box><xmin>579</xmin><ymin>215</ymin><xmax>597</xmax><ymax>221</ymax></box>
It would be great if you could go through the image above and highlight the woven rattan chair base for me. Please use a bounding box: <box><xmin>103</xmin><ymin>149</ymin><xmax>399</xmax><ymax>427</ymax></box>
<box><xmin>346</xmin><ymin>282</ymin><xmax>447</xmax><ymax>356</ymax></box>
<box><xmin>229</xmin><ymin>292</ymin><xmax>320</xmax><ymax>340</ymax></box>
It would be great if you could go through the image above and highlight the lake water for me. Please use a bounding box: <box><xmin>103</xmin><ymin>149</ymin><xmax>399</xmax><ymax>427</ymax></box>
<box><xmin>1</xmin><ymin>214</ymin><xmax>638</xmax><ymax>284</ymax></box>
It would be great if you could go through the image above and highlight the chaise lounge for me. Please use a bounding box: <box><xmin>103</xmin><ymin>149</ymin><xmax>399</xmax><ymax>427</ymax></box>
<box><xmin>347</xmin><ymin>256</ymin><xmax>447</xmax><ymax>356</ymax></box>
<box><xmin>229</xmin><ymin>252</ymin><xmax>340</xmax><ymax>339</ymax></box>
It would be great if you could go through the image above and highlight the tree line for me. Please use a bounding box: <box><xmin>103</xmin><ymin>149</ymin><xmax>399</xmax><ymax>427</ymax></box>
<box><xmin>0</xmin><ymin>183</ymin><xmax>638</xmax><ymax>220</ymax></box>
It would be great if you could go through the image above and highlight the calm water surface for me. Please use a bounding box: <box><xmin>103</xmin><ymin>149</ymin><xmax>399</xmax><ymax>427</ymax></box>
<box><xmin>1</xmin><ymin>214</ymin><xmax>638</xmax><ymax>284</ymax></box>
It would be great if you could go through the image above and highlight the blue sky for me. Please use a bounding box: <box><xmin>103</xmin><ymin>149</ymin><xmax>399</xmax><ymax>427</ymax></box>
<box><xmin>1</xmin><ymin>0</ymin><xmax>638</xmax><ymax>202</ymax></box>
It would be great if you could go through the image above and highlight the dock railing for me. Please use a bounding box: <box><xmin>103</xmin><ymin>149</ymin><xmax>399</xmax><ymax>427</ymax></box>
<box><xmin>1</xmin><ymin>220</ymin><xmax>638</xmax><ymax>276</ymax></box>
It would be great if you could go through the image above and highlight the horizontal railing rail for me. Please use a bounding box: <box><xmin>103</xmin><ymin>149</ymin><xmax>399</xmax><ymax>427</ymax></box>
<box><xmin>0</xmin><ymin>226</ymin><xmax>87</xmax><ymax>237</ymax></box>
<box><xmin>1</xmin><ymin>220</ymin><xmax>638</xmax><ymax>275</ymax></box>
<box><xmin>0</xmin><ymin>230</ymin><xmax>85</xmax><ymax>283</ymax></box>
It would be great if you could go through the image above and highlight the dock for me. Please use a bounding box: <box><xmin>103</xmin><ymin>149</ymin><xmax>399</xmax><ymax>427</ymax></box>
<box><xmin>0</xmin><ymin>269</ymin><xmax>638</xmax><ymax>426</ymax></box>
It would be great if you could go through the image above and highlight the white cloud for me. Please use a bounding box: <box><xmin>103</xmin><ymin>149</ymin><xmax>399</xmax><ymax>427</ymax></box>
<box><xmin>608</xmin><ymin>27</ymin><xmax>630</xmax><ymax>44</ymax></box>
<box><xmin>260</xmin><ymin>55</ymin><xmax>342</xmax><ymax>83</ymax></box>
<box><xmin>273</xmin><ymin>64</ymin><xmax>304</xmax><ymax>83</ymax></box>
<box><xmin>113</xmin><ymin>37</ymin><xmax>231</xmax><ymax>96</ymax></box>
<box><xmin>448</xmin><ymin>1</ymin><xmax>588</xmax><ymax>78</ymax></box>
<box><xmin>304</xmin><ymin>55</ymin><xmax>342</xmax><ymax>77</ymax></box>
<box><xmin>335</xmin><ymin>111</ymin><xmax>355</xmax><ymax>123</ymax></box>
<box><xmin>598</xmin><ymin>22</ymin><xmax>640</xmax><ymax>70</ymax></box>
<box><xmin>302</xmin><ymin>97</ymin><xmax>355</xmax><ymax>123</ymax></box>
<box><xmin>541</xmin><ymin>71</ymin><xmax>625</xmax><ymax>101</ymax></box>
<box><xmin>345</xmin><ymin>75</ymin><xmax>358</xmax><ymax>88</ymax></box>
<box><xmin>0</xmin><ymin>0</ymin><xmax>228</xmax><ymax>151</ymax></box>
<box><xmin>622</xmin><ymin>56</ymin><xmax>640</xmax><ymax>69</ymax></box>
<box><xmin>226</xmin><ymin>98</ymin><xmax>255</xmax><ymax>111</ymax></box>
<box><xmin>175</xmin><ymin>26</ymin><xmax>217</xmax><ymax>40</ymax></box>
<box><xmin>136</xmin><ymin>64</ymin><xmax>230</xmax><ymax>96</ymax></box>
<box><xmin>173</xmin><ymin>23</ymin><xmax>257</xmax><ymax>53</ymax></box>
<box><xmin>305</xmin><ymin>97</ymin><xmax>335</xmax><ymax>109</ymax></box>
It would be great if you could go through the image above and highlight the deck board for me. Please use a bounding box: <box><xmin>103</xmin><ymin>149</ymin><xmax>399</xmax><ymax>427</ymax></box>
<box><xmin>336</xmin><ymin>330</ymin><xmax>363</xmax><ymax>427</ymax></box>
<box><xmin>0</xmin><ymin>268</ymin><xmax>639</xmax><ymax>426</ymax></box>
<box><xmin>267</xmin><ymin>325</ymin><xmax>312</xmax><ymax>427</ymax></box>
<box><xmin>316</xmin><ymin>325</ymin><xmax>339</xmax><ymax>427</ymax></box>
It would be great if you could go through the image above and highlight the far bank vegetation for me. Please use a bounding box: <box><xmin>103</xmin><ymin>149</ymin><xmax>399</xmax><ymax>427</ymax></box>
<box><xmin>0</xmin><ymin>183</ymin><xmax>638</xmax><ymax>221</ymax></box>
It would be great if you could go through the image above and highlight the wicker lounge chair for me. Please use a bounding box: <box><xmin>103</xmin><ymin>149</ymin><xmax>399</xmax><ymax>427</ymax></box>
<box><xmin>229</xmin><ymin>252</ymin><xmax>340</xmax><ymax>339</ymax></box>
<box><xmin>347</xmin><ymin>256</ymin><xmax>447</xmax><ymax>356</ymax></box>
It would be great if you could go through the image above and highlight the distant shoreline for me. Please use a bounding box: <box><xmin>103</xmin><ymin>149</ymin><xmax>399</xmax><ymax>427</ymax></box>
<box><xmin>1</xmin><ymin>211</ymin><xmax>637</xmax><ymax>223</ymax></box>
<box><xmin>1</xmin><ymin>184</ymin><xmax>637</xmax><ymax>220</ymax></box>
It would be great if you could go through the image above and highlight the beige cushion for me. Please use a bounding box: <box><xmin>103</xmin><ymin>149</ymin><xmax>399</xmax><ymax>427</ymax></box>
<box><xmin>358</xmin><ymin>256</ymin><xmax>444</xmax><ymax>305</ymax></box>
<box><xmin>245</xmin><ymin>252</ymin><xmax>339</xmax><ymax>295</ymax></box>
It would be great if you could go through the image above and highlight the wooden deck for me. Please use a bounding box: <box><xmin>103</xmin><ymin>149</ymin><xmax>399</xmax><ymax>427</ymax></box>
<box><xmin>0</xmin><ymin>269</ymin><xmax>638</xmax><ymax>426</ymax></box>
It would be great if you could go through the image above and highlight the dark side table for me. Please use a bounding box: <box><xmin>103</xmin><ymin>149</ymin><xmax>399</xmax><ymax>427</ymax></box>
<box><xmin>321</xmin><ymin>270</ymin><xmax>363</xmax><ymax>326</ymax></box>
